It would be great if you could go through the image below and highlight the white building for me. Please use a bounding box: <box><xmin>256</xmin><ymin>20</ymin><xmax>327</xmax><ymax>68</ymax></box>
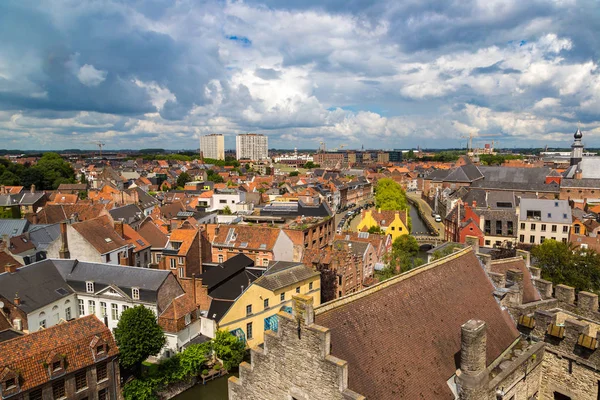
<box><xmin>517</xmin><ymin>198</ymin><xmax>571</xmax><ymax>245</ymax></box>
<box><xmin>236</xmin><ymin>134</ymin><xmax>268</xmax><ymax>161</ymax></box>
<box><xmin>200</xmin><ymin>134</ymin><xmax>225</xmax><ymax>160</ymax></box>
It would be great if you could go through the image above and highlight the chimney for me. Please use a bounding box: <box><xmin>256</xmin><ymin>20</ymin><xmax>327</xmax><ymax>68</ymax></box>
<box><xmin>114</xmin><ymin>221</ymin><xmax>124</xmax><ymax>238</ymax></box>
<box><xmin>13</xmin><ymin>293</ymin><xmax>21</xmax><ymax>306</ymax></box>
<box><xmin>30</xmin><ymin>184</ymin><xmax>35</xmax><ymax>194</ymax></box>
<box><xmin>455</xmin><ymin>320</ymin><xmax>489</xmax><ymax>400</ymax></box>
<box><xmin>32</xmin><ymin>213</ymin><xmax>39</xmax><ymax>225</ymax></box>
<box><xmin>0</xmin><ymin>186</ymin><xmax>5</xmax><ymax>194</ymax></box>
<box><xmin>472</xmin><ymin>200</ymin><xmax>476</xmax><ymax>208</ymax></box>
<box><xmin>59</xmin><ymin>221</ymin><xmax>70</xmax><ymax>259</ymax></box>
<box><xmin>4</xmin><ymin>264</ymin><xmax>17</xmax><ymax>274</ymax></box>
<box><xmin>192</xmin><ymin>273</ymin><xmax>197</xmax><ymax>305</ymax></box>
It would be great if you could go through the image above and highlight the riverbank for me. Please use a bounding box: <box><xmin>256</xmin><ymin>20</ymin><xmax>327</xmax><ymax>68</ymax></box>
<box><xmin>406</xmin><ymin>194</ymin><xmax>441</xmax><ymax>236</ymax></box>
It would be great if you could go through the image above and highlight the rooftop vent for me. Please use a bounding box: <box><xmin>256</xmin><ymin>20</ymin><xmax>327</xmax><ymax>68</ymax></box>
<box><xmin>104</xmin><ymin>238</ymin><xmax>112</xmax><ymax>243</ymax></box>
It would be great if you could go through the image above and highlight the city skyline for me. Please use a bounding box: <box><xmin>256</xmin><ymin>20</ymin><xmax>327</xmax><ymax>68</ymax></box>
<box><xmin>1</xmin><ymin>0</ymin><xmax>599</xmax><ymax>151</ymax></box>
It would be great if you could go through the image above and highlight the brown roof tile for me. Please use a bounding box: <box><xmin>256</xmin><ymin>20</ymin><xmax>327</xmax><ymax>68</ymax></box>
<box><xmin>33</xmin><ymin>204</ymin><xmax>107</xmax><ymax>225</ymax></box>
<box><xmin>169</xmin><ymin>228</ymin><xmax>198</xmax><ymax>256</ymax></box>
<box><xmin>138</xmin><ymin>218</ymin><xmax>169</xmax><ymax>248</ymax></box>
<box><xmin>314</xmin><ymin>248</ymin><xmax>519</xmax><ymax>400</ymax></box>
<box><xmin>212</xmin><ymin>225</ymin><xmax>280</xmax><ymax>251</ymax></box>
<box><xmin>0</xmin><ymin>315</ymin><xmax>118</xmax><ymax>392</ymax></box>
<box><xmin>71</xmin><ymin>215</ymin><xmax>129</xmax><ymax>254</ymax></box>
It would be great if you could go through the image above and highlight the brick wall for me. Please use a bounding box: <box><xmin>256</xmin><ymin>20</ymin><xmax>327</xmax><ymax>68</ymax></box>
<box><xmin>156</xmin><ymin>274</ymin><xmax>185</xmax><ymax>314</ymax></box>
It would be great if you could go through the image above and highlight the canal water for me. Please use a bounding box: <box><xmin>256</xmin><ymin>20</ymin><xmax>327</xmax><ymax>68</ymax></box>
<box><xmin>172</xmin><ymin>374</ymin><xmax>231</xmax><ymax>400</ymax></box>
<box><xmin>408</xmin><ymin>203</ymin><xmax>430</xmax><ymax>235</ymax></box>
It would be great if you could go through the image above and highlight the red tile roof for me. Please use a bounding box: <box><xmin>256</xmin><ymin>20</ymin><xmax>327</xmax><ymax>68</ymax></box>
<box><xmin>71</xmin><ymin>215</ymin><xmax>129</xmax><ymax>254</ymax></box>
<box><xmin>123</xmin><ymin>224</ymin><xmax>151</xmax><ymax>253</ymax></box>
<box><xmin>169</xmin><ymin>228</ymin><xmax>198</xmax><ymax>256</ymax></box>
<box><xmin>314</xmin><ymin>248</ymin><xmax>519</xmax><ymax>399</ymax></box>
<box><xmin>0</xmin><ymin>315</ymin><xmax>118</xmax><ymax>392</ymax></box>
<box><xmin>212</xmin><ymin>225</ymin><xmax>280</xmax><ymax>251</ymax></box>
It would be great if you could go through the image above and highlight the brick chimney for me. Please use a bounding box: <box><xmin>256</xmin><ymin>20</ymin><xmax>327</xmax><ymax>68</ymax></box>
<box><xmin>114</xmin><ymin>221</ymin><xmax>124</xmax><ymax>238</ymax></box>
<box><xmin>472</xmin><ymin>200</ymin><xmax>476</xmax><ymax>208</ymax></box>
<box><xmin>192</xmin><ymin>273</ymin><xmax>197</xmax><ymax>305</ymax></box>
<box><xmin>0</xmin><ymin>186</ymin><xmax>5</xmax><ymax>194</ymax></box>
<box><xmin>4</xmin><ymin>263</ymin><xmax>17</xmax><ymax>274</ymax></box>
<box><xmin>59</xmin><ymin>221</ymin><xmax>70</xmax><ymax>259</ymax></box>
<box><xmin>30</xmin><ymin>184</ymin><xmax>35</xmax><ymax>194</ymax></box>
<box><xmin>13</xmin><ymin>293</ymin><xmax>21</xmax><ymax>306</ymax></box>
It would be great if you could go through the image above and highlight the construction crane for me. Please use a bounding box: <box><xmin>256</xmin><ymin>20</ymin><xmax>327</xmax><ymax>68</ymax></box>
<box><xmin>318</xmin><ymin>141</ymin><xmax>326</xmax><ymax>153</ymax></box>
<box><xmin>90</xmin><ymin>141</ymin><xmax>106</xmax><ymax>158</ymax></box>
<box><xmin>339</xmin><ymin>144</ymin><xmax>347</xmax><ymax>150</ymax></box>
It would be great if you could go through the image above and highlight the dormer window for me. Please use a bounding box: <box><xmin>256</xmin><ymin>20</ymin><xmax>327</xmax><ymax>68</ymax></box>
<box><xmin>46</xmin><ymin>353</ymin><xmax>65</xmax><ymax>378</ymax></box>
<box><xmin>52</xmin><ymin>361</ymin><xmax>62</xmax><ymax>372</ymax></box>
<box><xmin>5</xmin><ymin>378</ymin><xmax>15</xmax><ymax>389</ymax></box>
<box><xmin>90</xmin><ymin>336</ymin><xmax>108</xmax><ymax>360</ymax></box>
<box><xmin>86</xmin><ymin>281</ymin><xmax>94</xmax><ymax>293</ymax></box>
<box><xmin>132</xmin><ymin>287</ymin><xmax>140</xmax><ymax>300</ymax></box>
<box><xmin>96</xmin><ymin>345</ymin><xmax>105</xmax><ymax>355</ymax></box>
<box><xmin>1</xmin><ymin>369</ymin><xmax>20</xmax><ymax>397</ymax></box>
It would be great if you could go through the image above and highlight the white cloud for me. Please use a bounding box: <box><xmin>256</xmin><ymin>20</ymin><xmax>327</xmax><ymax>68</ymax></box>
<box><xmin>77</xmin><ymin>64</ymin><xmax>108</xmax><ymax>87</ymax></box>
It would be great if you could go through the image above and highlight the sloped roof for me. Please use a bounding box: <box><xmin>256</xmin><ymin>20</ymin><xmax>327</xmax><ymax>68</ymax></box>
<box><xmin>212</xmin><ymin>225</ymin><xmax>280</xmax><ymax>251</ymax></box>
<box><xmin>138</xmin><ymin>218</ymin><xmax>169</xmax><ymax>248</ymax></box>
<box><xmin>489</xmin><ymin>258</ymin><xmax>541</xmax><ymax>304</ymax></box>
<box><xmin>0</xmin><ymin>220</ymin><xmax>29</xmax><ymax>238</ymax></box>
<box><xmin>254</xmin><ymin>263</ymin><xmax>319</xmax><ymax>291</ymax></box>
<box><xmin>169</xmin><ymin>228</ymin><xmax>198</xmax><ymax>256</ymax></box>
<box><xmin>71</xmin><ymin>215</ymin><xmax>129</xmax><ymax>254</ymax></box>
<box><xmin>314</xmin><ymin>248</ymin><xmax>519</xmax><ymax>400</ymax></box>
<box><xmin>34</xmin><ymin>204</ymin><xmax>107</xmax><ymax>224</ymax></box>
<box><xmin>0</xmin><ymin>315</ymin><xmax>118</xmax><ymax>392</ymax></box>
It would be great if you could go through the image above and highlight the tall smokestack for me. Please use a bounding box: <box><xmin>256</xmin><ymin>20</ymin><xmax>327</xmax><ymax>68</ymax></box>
<box><xmin>59</xmin><ymin>221</ymin><xmax>70</xmax><ymax>259</ymax></box>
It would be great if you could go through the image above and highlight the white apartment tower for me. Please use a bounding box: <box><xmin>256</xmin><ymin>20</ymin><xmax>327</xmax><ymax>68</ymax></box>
<box><xmin>200</xmin><ymin>134</ymin><xmax>225</xmax><ymax>160</ymax></box>
<box><xmin>236</xmin><ymin>133</ymin><xmax>268</xmax><ymax>161</ymax></box>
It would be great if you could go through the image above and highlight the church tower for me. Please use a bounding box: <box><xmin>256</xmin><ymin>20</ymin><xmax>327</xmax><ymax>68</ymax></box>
<box><xmin>570</xmin><ymin>128</ymin><xmax>583</xmax><ymax>166</ymax></box>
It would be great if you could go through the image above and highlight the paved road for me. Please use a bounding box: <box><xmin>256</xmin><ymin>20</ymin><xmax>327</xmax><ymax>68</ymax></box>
<box><xmin>406</xmin><ymin>192</ymin><xmax>445</xmax><ymax>235</ymax></box>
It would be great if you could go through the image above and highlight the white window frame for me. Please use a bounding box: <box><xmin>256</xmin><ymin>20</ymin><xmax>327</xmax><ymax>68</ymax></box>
<box><xmin>178</xmin><ymin>257</ymin><xmax>184</xmax><ymax>265</ymax></box>
<box><xmin>178</xmin><ymin>267</ymin><xmax>184</xmax><ymax>278</ymax></box>
<box><xmin>100</xmin><ymin>302</ymin><xmax>107</xmax><ymax>318</ymax></box>
<box><xmin>78</xmin><ymin>299</ymin><xmax>85</xmax><ymax>316</ymax></box>
<box><xmin>88</xmin><ymin>300</ymin><xmax>96</xmax><ymax>315</ymax></box>
<box><xmin>86</xmin><ymin>281</ymin><xmax>94</xmax><ymax>293</ymax></box>
<box><xmin>132</xmin><ymin>287</ymin><xmax>140</xmax><ymax>300</ymax></box>
<box><xmin>170</xmin><ymin>258</ymin><xmax>177</xmax><ymax>269</ymax></box>
<box><xmin>184</xmin><ymin>314</ymin><xmax>191</xmax><ymax>326</ymax></box>
<box><xmin>111</xmin><ymin>304</ymin><xmax>119</xmax><ymax>321</ymax></box>
<box><xmin>218</xmin><ymin>255</ymin><xmax>224</xmax><ymax>263</ymax></box>
<box><xmin>65</xmin><ymin>307</ymin><xmax>71</xmax><ymax>320</ymax></box>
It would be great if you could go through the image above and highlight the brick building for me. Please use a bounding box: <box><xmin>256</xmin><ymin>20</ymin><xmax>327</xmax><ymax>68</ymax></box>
<box><xmin>160</xmin><ymin>225</ymin><xmax>202</xmax><ymax>279</ymax></box>
<box><xmin>0</xmin><ymin>315</ymin><xmax>120</xmax><ymax>400</ymax></box>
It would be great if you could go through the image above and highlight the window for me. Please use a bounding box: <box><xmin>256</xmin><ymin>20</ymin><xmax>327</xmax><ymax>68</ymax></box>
<box><xmin>122</xmin><ymin>305</ymin><xmax>129</xmax><ymax>313</ymax></box>
<box><xmin>88</xmin><ymin>300</ymin><xmax>96</xmax><ymax>315</ymax></box>
<box><xmin>541</xmin><ymin>236</ymin><xmax>546</xmax><ymax>243</ymax></box>
<box><xmin>526</xmin><ymin>210</ymin><xmax>541</xmax><ymax>219</ymax></box>
<box><xmin>507</xmin><ymin>221</ymin><xmax>513</xmax><ymax>235</ymax></box>
<box><xmin>562</xmin><ymin>238</ymin><xmax>568</xmax><ymax>243</ymax></box>
<box><xmin>86</xmin><ymin>281</ymin><xmax>94</xmax><ymax>293</ymax></box>
<box><xmin>563</xmin><ymin>213</ymin><xmax>568</xmax><ymax>219</ymax></box>
<box><xmin>295</xmin><ymin>287</ymin><xmax>300</xmax><ymax>294</ymax></box>
<box><xmin>552</xmin><ymin>225</ymin><xmax>557</xmax><ymax>233</ymax></box>
<box><xmin>262</xmin><ymin>258</ymin><xmax>269</xmax><ymax>267</ymax></box>
<box><xmin>520</xmin><ymin>234</ymin><xmax>525</xmax><ymax>243</ymax></box>
<box><xmin>309</xmin><ymin>282</ymin><xmax>313</xmax><ymax>290</ymax></box>
<box><xmin>575</xmin><ymin>225</ymin><xmax>581</xmax><ymax>234</ymax></box>
<box><xmin>170</xmin><ymin>259</ymin><xmax>176</xmax><ymax>269</ymax></box>
<box><xmin>219</xmin><ymin>199</ymin><xmax>227</xmax><ymax>204</ymax></box>
<box><xmin>79</xmin><ymin>299</ymin><xmax>85</xmax><ymax>316</ymax></box>
<box><xmin>106</xmin><ymin>253</ymin><xmax>111</xmax><ymax>263</ymax></box>
<box><xmin>548</xmin><ymin>213</ymin><xmax>552</xmax><ymax>218</ymax></box>
<box><xmin>541</xmin><ymin>224</ymin><xmax>546</xmax><ymax>232</ymax></box>
<box><xmin>100</xmin><ymin>302</ymin><xmax>107</xmax><ymax>318</ymax></box>
<box><xmin>65</xmin><ymin>307</ymin><xmax>71</xmax><ymax>320</ymax></box>
<box><xmin>75</xmin><ymin>370</ymin><xmax>87</xmax><ymax>391</ymax></box>
<box><xmin>178</xmin><ymin>267</ymin><xmax>184</xmax><ymax>278</ymax></box>
<box><xmin>39</xmin><ymin>312</ymin><xmax>46</xmax><ymax>329</ymax></box>
<box><xmin>218</xmin><ymin>255</ymin><xmax>224</xmax><ymax>263</ymax></box>
<box><xmin>96</xmin><ymin>362</ymin><xmax>108</xmax><ymax>382</ymax></box>
<box><xmin>185</xmin><ymin>313</ymin><xmax>191</xmax><ymax>325</ymax></box>
<box><xmin>29</xmin><ymin>389</ymin><xmax>43</xmax><ymax>400</ymax></box>
<box><xmin>563</xmin><ymin>226</ymin><xmax>569</xmax><ymax>233</ymax></box>
<box><xmin>246</xmin><ymin>322</ymin><xmax>253</xmax><ymax>340</ymax></box>
<box><xmin>495</xmin><ymin>221</ymin><xmax>502</xmax><ymax>235</ymax></box>
<box><xmin>96</xmin><ymin>345</ymin><xmax>105</xmax><ymax>355</ymax></box>
<box><xmin>485</xmin><ymin>240</ymin><xmax>491</xmax><ymax>246</ymax></box>
<box><xmin>52</xmin><ymin>379</ymin><xmax>65</xmax><ymax>399</ymax></box>
<box><xmin>98</xmin><ymin>388</ymin><xmax>109</xmax><ymax>400</ymax></box>
<box><xmin>530</xmin><ymin>235</ymin><xmax>535</xmax><ymax>244</ymax></box>
<box><xmin>530</xmin><ymin>223</ymin><xmax>536</xmax><ymax>231</ymax></box>
<box><xmin>280</xmin><ymin>293</ymin><xmax>285</xmax><ymax>302</ymax></box>
<box><xmin>264</xmin><ymin>298</ymin><xmax>269</xmax><ymax>309</ymax></box>
<box><xmin>5</xmin><ymin>378</ymin><xmax>15</xmax><ymax>390</ymax></box>
<box><xmin>520</xmin><ymin>222</ymin><xmax>525</xmax><ymax>230</ymax></box>
<box><xmin>132</xmin><ymin>287</ymin><xmax>139</xmax><ymax>300</ymax></box>
<box><xmin>484</xmin><ymin>220</ymin><xmax>491</xmax><ymax>235</ymax></box>
<box><xmin>111</xmin><ymin>304</ymin><xmax>119</xmax><ymax>320</ymax></box>
<box><xmin>178</xmin><ymin>257</ymin><xmax>184</xmax><ymax>265</ymax></box>
<box><xmin>246</xmin><ymin>305</ymin><xmax>252</xmax><ymax>316</ymax></box>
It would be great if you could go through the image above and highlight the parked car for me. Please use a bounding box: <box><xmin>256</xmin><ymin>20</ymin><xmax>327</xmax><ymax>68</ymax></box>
<box><xmin>434</xmin><ymin>215</ymin><xmax>442</xmax><ymax>222</ymax></box>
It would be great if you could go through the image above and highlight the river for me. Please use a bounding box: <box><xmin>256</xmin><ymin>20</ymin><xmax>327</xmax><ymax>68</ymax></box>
<box><xmin>172</xmin><ymin>375</ymin><xmax>231</xmax><ymax>400</ymax></box>
<box><xmin>408</xmin><ymin>203</ymin><xmax>430</xmax><ymax>235</ymax></box>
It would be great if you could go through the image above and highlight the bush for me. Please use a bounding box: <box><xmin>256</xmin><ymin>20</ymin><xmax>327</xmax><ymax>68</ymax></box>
<box><xmin>214</xmin><ymin>364</ymin><xmax>221</xmax><ymax>371</ymax></box>
<box><xmin>202</xmin><ymin>369</ymin><xmax>209</xmax><ymax>376</ymax></box>
<box><xmin>123</xmin><ymin>378</ymin><xmax>160</xmax><ymax>400</ymax></box>
<box><xmin>212</xmin><ymin>330</ymin><xmax>246</xmax><ymax>371</ymax></box>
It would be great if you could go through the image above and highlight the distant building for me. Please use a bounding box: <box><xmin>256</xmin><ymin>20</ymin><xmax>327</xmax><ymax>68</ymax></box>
<box><xmin>517</xmin><ymin>198</ymin><xmax>571</xmax><ymax>245</ymax></box>
<box><xmin>236</xmin><ymin>134</ymin><xmax>268</xmax><ymax>161</ymax></box>
<box><xmin>200</xmin><ymin>134</ymin><xmax>225</xmax><ymax>160</ymax></box>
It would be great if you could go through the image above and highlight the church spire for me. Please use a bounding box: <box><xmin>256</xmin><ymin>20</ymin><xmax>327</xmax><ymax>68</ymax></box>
<box><xmin>570</xmin><ymin>127</ymin><xmax>583</xmax><ymax>166</ymax></box>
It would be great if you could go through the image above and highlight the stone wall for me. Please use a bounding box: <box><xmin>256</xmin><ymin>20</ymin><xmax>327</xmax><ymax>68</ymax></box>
<box><xmin>228</xmin><ymin>295</ymin><xmax>364</xmax><ymax>400</ymax></box>
<box><xmin>540</xmin><ymin>350</ymin><xmax>600</xmax><ymax>400</ymax></box>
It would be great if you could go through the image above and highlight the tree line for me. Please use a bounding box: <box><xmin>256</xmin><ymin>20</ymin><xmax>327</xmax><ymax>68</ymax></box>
<box><xmin>0</xmin><ymin>152</ymin><xmax>76</xmax><ymax>190</ymax></box>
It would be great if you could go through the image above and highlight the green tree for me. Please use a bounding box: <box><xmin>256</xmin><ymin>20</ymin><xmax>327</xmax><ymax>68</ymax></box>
<box><xmin>383</xmin><ymin>235</ymin><xmax>422</xmax><ymax>275</ymax></box>
<box><xmin>406</xmin><ymin>150</ymin><xmax>415</xmax><ymax>160</ymax></box>
<box><xmin>176</xmin><ymin>172</ymin><xmax>192</xmax><ymax>188</ymax></box>
<box><xmin>375</xmin><ymin>178</ymin><xmax>408</xmax><ymax>211</ymax></box>
<box><xmin>289</xmin><ymin>171</ymin><xmax>299</xmax><ymax>177</ymax></box>
<box><xmin>430</xmin><ymin>245</ymin><xmax>456</xmax><ymax>261</ymax></box>
<box><xmin>367</xmin><ymin>226</ymin><xmax>383</xmax><ymax>234</ymax></box>
<box><xmin>212</xmin><ymin>330</ymin><xmax>245</xmax><ymax>371</ymax></box>
<box><xmin>303</xmin><ymin>161</ymin><xmax>317</xmax><ymax>169</ymax></box>
<box><xmin>222</xmin><ymin>206</ymin><xmax>232</xmax><ymax>215</ymax></box>
<box><xmin>114</xmin><ymin>306</ymin><xmax>166</xmax><ymax>375</ymax></box>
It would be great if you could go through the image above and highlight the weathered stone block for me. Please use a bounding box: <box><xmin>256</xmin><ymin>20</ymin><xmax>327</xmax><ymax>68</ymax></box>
<box><xmin>577</xmin><ymin>291</ymin><xmax>599</xmax><ymax>312</ymax></box>
<box><xmin>555</xmin><ymin>284</ymin><xmax>576</xmax><ymax>305</ymax></box>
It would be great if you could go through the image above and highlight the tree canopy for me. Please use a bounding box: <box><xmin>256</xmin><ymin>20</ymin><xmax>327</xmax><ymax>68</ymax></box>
<box><xmin>375</xmin><ymin>178</ymin><xmax>408</xmax><ymax>211</ymax></box>
<box><xmin>212</xmin><ymin>330</ymin><xmax>246</xmax><ymax>371</ymax></box>
<box><xmin>0</xmin><ymin>153</ymin><xmax>76</xmax><ymax>190</ymax></box>
<box><xmin>378</xmin><ymin>235</ymin><xmax>423</xmax><ymax>280</ymax></box>
<box><xmin>114</xmin><ymin>306</ymin><xmax>166</xmax><ymax>373</ymax></box>
<box><xmin>531</xmin><ymin>239</ymin><xmax>600</xmax><ymax>293</ymax></box>
<box><xmin>176</xmin><ymin>172</ymin><xmax>192</xmax><ymax>188</ymax></box>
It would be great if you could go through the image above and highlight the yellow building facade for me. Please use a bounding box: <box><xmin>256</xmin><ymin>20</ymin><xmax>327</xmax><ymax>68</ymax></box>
<box><xmin>218</xmin><ymin>263</ymin><xmax>321</xmax><ymax>348</ymax></box>
<box><xmin>356</xmin><ymin>209</ymin><xmax>409</xmax><ymax>241</ymax></box>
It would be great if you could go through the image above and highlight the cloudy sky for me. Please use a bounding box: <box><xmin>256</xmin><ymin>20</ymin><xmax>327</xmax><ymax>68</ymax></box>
<box><xmin>1</xmin><ymin>0</ymin><xmax>599</xmax><ymax>151</ymax></box>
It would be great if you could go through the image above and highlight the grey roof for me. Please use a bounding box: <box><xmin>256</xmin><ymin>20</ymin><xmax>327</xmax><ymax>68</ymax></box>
<box><xmin>519</xmin><ymin>198</ymin><xmax>572</xmax><ymax>223</ymax></box>
<box><xmin>0</xmin><ymin>259</ymin><xmax>75</xmax><ymax>313</ymax></box>
<box><xmin>575</xmin><ymin>158</ymin><xmax>600</xmax><ymax>179</ymax></box>
<box><xmin>0</xmin><ymin>220</ymin><xmax>30</xmax><ymax>238</ymax></box>
<box><xmin>254</xmin><ymin>264</ymin><xmax>319</xmax><ymax>291</ymax></box>
<box><xmin>333</xmin><ymin>240</ymin><xmax>371</xmax><ymax>258</ymax></box>
<box><xmin>109</xmin><ymin>204</ymin><xmax>145</xmax><ymax>227</ymax></box>
<box><xmin>53</xmin><ymin>259</ymin><xmax>171</xmax><ymax>292</ymax></box>
<box><xmin>126</xmin><ymin>187</ymin><xmax>159</xmax><ymax>209</ymax></box>
<box><xmin>560</xmin><ymin>178</ymin><xmax>600</xmax><ymax>188</ymax></box>
<box><xmin>426</xmin><ymin>169</ymin><xmax>450</xmax><ymax>181</ymax></box>
<box><xmin>27</xmin><ymin>224</ymin><xmax>61</xmax><ymax>251</ymax></box>
<box><xmin>471</xmin><ymin>166</ymin><xmax>558</xmax><ymax>192</ymax></box>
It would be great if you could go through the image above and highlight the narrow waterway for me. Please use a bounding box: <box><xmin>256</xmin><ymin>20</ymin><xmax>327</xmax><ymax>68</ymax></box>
<box><xmin>172</xmin><ymin>374</ymin><xmax>231</xmax><ymax>400</ymax></box>
<box><xmin>408</xmin><ymin>203</ymin><xmax>430</xmax><ymax>235</ymax></box>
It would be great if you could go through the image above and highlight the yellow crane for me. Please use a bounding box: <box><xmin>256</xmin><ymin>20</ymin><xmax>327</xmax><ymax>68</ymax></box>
<box><xmin>90</xmin><ymin>141</ymin><xmax>106</xmax><ymax>158</ymax></box>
